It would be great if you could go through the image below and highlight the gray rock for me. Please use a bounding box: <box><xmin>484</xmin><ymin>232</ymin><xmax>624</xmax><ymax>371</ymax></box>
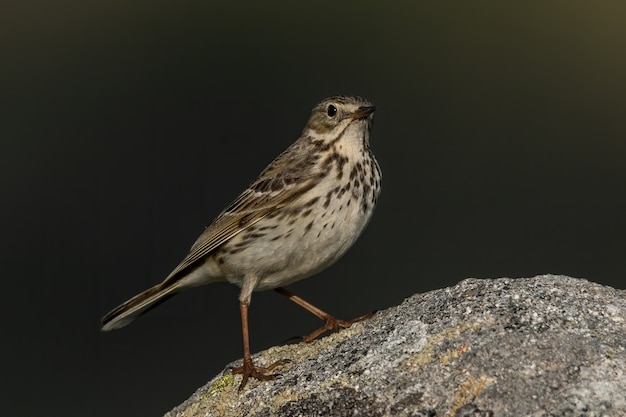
<box><xmin>165</xmin><ymin>275</ymin><xmax>626</xmax><ymax>417</ymax></box>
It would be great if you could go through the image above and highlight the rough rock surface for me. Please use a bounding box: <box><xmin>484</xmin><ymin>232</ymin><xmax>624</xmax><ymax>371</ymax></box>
<box><xmin>165</xmin><ymin>275</ymin><xmax>626</xmax><ymax>417</ymax></box>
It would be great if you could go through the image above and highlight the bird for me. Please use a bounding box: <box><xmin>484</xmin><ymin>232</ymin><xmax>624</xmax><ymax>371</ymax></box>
<box><xmin>101</xmin><ymin>95</ymin><xmax>382</xmax><ymax>390</ymax></box>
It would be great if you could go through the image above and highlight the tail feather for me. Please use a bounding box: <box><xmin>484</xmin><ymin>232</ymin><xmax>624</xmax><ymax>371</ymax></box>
<box><xmin>101</xmin><ymin>283</ymin><xmax>180</xmax><ymax>331</ymax></box>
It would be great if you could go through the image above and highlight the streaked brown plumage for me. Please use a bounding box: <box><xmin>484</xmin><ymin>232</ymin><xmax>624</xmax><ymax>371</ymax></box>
<box><xmin>102</xmin><ymin>95</ymin><xmax>381</xmax><ymax>389</ymax></box>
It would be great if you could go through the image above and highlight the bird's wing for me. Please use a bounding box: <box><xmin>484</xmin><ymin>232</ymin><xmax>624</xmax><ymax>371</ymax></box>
<box><xmin>161</xmin><ymin>139</ymin><xmax>321</xmax><ymax>283</ymax></box>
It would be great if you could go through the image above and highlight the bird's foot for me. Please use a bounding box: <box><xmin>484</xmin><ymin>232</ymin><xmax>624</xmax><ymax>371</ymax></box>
<box><xmin>231</xmin><ymin>358</ymin><xmax>290</xmax><ymax>390</ymax></box>
<box><xmin>302</xmin><ymin>311</ymin><xmax>376</xmax><ymax>343</ymax></box>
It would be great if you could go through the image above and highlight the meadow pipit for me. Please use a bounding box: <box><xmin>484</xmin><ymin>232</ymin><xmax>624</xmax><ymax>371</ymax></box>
<box><xmin>102</xmin><ymin>95</ymin><xmax>382</xmax><ymax>389</ymax></box>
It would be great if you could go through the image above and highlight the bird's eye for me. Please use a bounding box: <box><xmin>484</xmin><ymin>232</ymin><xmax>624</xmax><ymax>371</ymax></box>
<box><xmin>326</xmin><ymin>104</ymin><xmax>337</xmax><ymax>118</ymax></box>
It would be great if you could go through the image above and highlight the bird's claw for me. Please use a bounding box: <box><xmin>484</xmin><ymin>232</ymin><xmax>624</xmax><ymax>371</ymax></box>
<box><xmin>302</xmin><ymin>311</ymin><xmax>377</xmax><ymax>343</ymax></box>
<box><xmin>231</xmin><ymin>358</ymin><xmax>290</xmax><ymax>390</ymax></box>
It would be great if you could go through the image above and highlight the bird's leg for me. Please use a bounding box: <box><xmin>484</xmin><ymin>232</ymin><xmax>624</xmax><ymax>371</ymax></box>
<box><xmin>274</xmin><ymin>287</ymin><xmax>375</xmax><ymax>343</ymax></box>
<box><xmin>231</xmin><ymin>300</ymin><xmax>288</xmax><ymax>390</ymax></box>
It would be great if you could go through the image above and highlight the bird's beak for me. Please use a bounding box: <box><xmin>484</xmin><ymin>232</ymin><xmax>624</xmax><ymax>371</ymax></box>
<box><xmin>350</xmin><ymin>105</ymin><xmax>376</xmax><ymax>121</ymax></box>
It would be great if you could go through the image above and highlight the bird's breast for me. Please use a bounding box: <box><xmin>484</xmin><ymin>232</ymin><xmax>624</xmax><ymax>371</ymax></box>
<box><xmin>214</xmin><ymin>151</ymin><xmax>381</xmax><ymax>291</ymax></box>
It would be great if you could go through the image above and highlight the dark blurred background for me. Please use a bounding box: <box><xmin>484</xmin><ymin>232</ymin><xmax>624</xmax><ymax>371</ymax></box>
<box><xmin>2</xmin><ymin>1</ymin><xmax>625</xmax><ymax>416</ymax></box>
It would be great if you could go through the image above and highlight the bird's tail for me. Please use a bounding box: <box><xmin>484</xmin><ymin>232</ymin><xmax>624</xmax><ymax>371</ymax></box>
<box><xmin>101</xmin><ymin>282</ymin><xmax>180</xmax><ymax>331</ymax></box>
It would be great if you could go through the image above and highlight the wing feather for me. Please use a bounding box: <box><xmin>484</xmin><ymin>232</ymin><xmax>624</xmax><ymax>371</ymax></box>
<box><xmin>160</xmin><ymin>138</ymin><xmax>320</xmax><ymax>284</ymax></box>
